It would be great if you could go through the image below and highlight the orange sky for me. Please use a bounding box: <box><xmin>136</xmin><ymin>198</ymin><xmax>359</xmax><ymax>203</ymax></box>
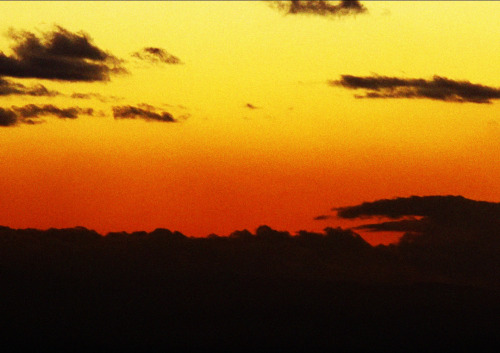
<box><xmin>0</xmin><ymin>1</ymin><xmax>499</xmax><ymax>245</ymax></box>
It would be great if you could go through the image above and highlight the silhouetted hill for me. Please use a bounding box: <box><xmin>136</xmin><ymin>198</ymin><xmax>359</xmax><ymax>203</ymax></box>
<box><xmin>1</xmin><ymin>219</ymin><xmax>499</xmax><ymax>352</ymax></box>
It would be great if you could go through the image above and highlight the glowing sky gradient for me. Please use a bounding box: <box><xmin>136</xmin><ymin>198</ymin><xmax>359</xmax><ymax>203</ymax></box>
<box><xmin>0</xmin><ymin>1</ymin><xmax>499</xmax><ymax>244</ymax></box>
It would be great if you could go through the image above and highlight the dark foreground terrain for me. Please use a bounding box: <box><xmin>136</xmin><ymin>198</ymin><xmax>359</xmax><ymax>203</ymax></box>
<box><xmin>1</xmin><ymin>224</ymin><xmax>499</xmax><ymax>352</ymax></box>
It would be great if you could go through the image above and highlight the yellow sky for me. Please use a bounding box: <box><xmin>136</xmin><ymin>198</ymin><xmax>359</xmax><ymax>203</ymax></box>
<box><xmin>0</xmin><ymin>1</ymin><xmax>498</xmax><ymax>242</ymax></box>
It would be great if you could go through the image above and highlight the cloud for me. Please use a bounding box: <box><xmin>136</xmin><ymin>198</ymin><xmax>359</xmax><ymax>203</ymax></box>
<box><xmin>70</xmin><ymin>92</ymin><xmax>121</xmax><ymax>102</ymax></box>
<box><xmin>0</xmin><ymin>26</ymin><xmax>126</xmax><ymax>81</ymax></box>
<box><xmin>269</xmin><ymin>1</ymin><xmax>367</xmax><ymax>17</ymax></box>
<box><xmin>318</xmin><ymin>195</ymin><xmax>500</xmax><ymax>286</ymax></box>
<box><xmin>335</xmin><ymin>195</ymin><xmax>500</xmax><ymax>226</ymax></box>
<box><xmin>0</xmin><ymin>107</ymin><xmax>18</xmax><ymax>126</ymax></box>
<box><xmin>333</xmin><ymin>196</ymin><xmax>500</xmax><ymax>293</ymax></box>
<box><xmin>245</xmin><ymin>103</ymin><xmax>260</xmax><ymax>110</ymax></box>
<box><xmin>329</xmin><ymin>74</ymin><xmax>500</xmax><ymax>103</ymax></box>
<box><xmin>12</xmin><ymin>104</ymin><xmax>93</xmax><ymax>119</ymax></box>
<box><xmin>354</xmin><ymin>219</ymin><xmax>427</xmax><ymax>233</ymax></box>
<box><xmin>0</xmin><ymin>104</ymin><xmax>93</xmax><ymax>126</ymax></box>
<box><xmin>112</xmin><ymin>104</ymin><xmax>176</xmax><ymax>123</ymax></box>
<box><xmin>132</xmin><ymin>47</ymin><xmax>182</xmax><ymax>65</ymax></box>
<box><xmin>313</xmin><ymin>214</ymin><xmax>334</xmax><ymax>221</ymax></box>
<box><xmin>0</xmin><ymin>77</ymin><xmax>59</xmax><ymax>96</ymax></box>
<box><xmin>334</xmin><ymin>195</ymin><xmax>500</xmax><ymax>250</ymax></box>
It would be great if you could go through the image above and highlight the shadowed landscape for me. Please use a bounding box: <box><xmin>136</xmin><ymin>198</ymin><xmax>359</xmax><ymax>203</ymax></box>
<box><xmin>1</xmin><ymin>195</ymin><xmax>499</xmax><ymax>352</ymax></box>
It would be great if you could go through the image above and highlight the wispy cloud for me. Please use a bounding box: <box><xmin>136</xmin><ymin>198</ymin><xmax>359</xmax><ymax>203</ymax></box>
<box><xmin>245</xmin><ymin>103</ymin><xmax>260</xmax><ymax>110</ymax></box>
<box><xmin>132</xmin><ymin>47</ymin><xmax>182</xmax><ymax>65</ymax></box>
<box><xmin>330</xmin><ymin>74</ymin><xmax>500</xmax><ymax>103</ymax></box>
<box><xmin>12</xmin><ymin>104</ymin><xmax>93</xmax><ymax>119</ymax></box>
<box><xmin>0</xmin><ymin>104</ymin><xmax>93</xmax><ymax>126</ymax></box>
<box><xmin>0</xmin><ymin>77</ymin><xmax>59</xmax><ymax>97</ymax></box>
<box><xmin>112</xmin><ymin>104</ymin><xmax>177</xmax><ymax>123</ymax></box>
<box><xmin>313</xmin><ymin>214</ymin><xmax>334</xmax><ymax>221</ymax></box>
<box><xmin>70</xmin><ymin>92</ymin><xmax>121</xmax><ymax>103</ymax></box>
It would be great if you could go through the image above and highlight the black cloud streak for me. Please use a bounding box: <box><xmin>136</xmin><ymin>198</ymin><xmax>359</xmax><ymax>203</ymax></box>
<box><xmin>318</xmin><ymin>194</ymin><xmax>500</xmax><ymax>251</ymax></box>
<box><xmin>270</xmin><ymin>0</ymin><xmax>367</xmax><ymax>17</ymax></box>
<box><xmin>70</xmin><ymin>92</ymin><xmax>120</xmax><ymax>102</ymax></box>
<box><xmin>245</xmin><ymin>103</ymin><xmax>260</xmax><ymax>109</ymax></box>
<box><xmin>113</xmin><ymin>105</ymin><xmax>176</xmax><ymax>123</ymax></box>
<box><xmin>0</xmin><ymin>77</ymin><xmax>59</xmax><ymax>97</ymax></box>
<box><xmin>13</xmin><ymin>104</ymin><xmax>93</xmax><ymax>119</ymax></box>
<box><xmin>336</xmin><ymin>195</ymin><xmax>500</xmax><ymax>227</ymax></box>
<box><xmin>132</xmin><ymin>47</ymin><xmax>182</xmax><ymax>65</ymax></box>
<box><xmin>313</xmin><ymin>214</ymin><xmax>333</xmax><ymax>220</ymax></box>
<box><xmin>330</xmin><ymin>74</ymin><xmax>500</xmax><ymax>103</ymax></box>
<box><xmin>0</xmin><ymin>26</ymin><xmax>125</xmax><ymax>81</ymax></box>
<box><xmin>354</xmin><ymin>219</ymin><xmax>428</xmax><ymax>233</ymax></box>
<box><xmin>0</xmin><ymin>104</ymin><xmax>93</xmax><ymax>126</ymax></box>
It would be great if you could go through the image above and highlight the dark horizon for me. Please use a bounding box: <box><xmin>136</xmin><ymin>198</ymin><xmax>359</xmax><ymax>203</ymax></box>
<box><xmin>2</xmin><ymin>194</ymin><xmax>499</xmax><ymax>352</ymax></box>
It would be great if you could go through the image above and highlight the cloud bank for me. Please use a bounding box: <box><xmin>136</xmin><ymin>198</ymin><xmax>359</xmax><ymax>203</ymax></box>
<box><xmin>330</xmin><ymin>74</ymin><xmax>500</xmax><ymax>103</ymax></box>
<box><xmin>0</xmin><ymin>26</ymin><xmax>125</xmax><ymax>81</ymax></box>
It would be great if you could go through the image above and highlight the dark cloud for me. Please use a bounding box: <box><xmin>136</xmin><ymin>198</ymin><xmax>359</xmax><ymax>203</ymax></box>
<box><xmin>245</xmin><ymin>103</ymin><xmax>260</xmax><ymax>109</ymax></box>
<box><xmin>0</xmin><ymin>107</ymin><xmax>17</xmax><ymax>126</ymax></box>
<box><xmin>270</xmin><ymin>1</ymin><xmax>367</xmax><ymax>17</ymax></box>
<box><xmin>70</xmin><ymin>92</ymin><xmax>120</xmax><ymax>102</ymax></box>
<box><xmin>0</xmin><ymin>77</ymin><xmax>59</xmax><ymax>96</ymax></box>
<box><xmin>336</xmin><ymin>195</ymin><xmax>500</xmax><ymax>227</ymax></box>
<box><xmin>354</xmin><ymin>219</ymin><xmax>428</xmax><ymax>233</ymax></box>
<box><xmin>330</xmin><ymin>74</ymin><xmax>500</xmax><ymax>103</ymax></box>
<box><xmin>0</xmin><ymin>78</ymin><xmax>58</xmax><ymax>96</ymax></box>
<box><xmin>132</xmin><ymin>47</ymin><xmax>182</xmax><ymax>65</ymax></box>
<box><xmin>0</xmin><ymin>26</ymin><xmax>126</xmax><ymax>81</ymax></box>
<box><xmin>112</xmin><ymin>104</ymin><xmax>176</xmax><ymax>123</ymax></box>
<box><xmin>313</xmin><ymin>214</ymin><xmax>333</xmax><ymax>220</ymax></box>
<box><xmin>335</xmin><ymin>197</ymin><xmax>500</xmax><ymax>297</ymax></box>
<box><xmin>313</xmin><ymin>195</ymin><xmax>500</xmax><ymax>291</ymax></box>
<box><xmin>12</xmin><ymin>104</ymin><xmax>93</xmax><ymax>120</ymax></box>
<box><xmin>315</xmin><ymin>195</ymin><xmax>500</xmax><ymax>256</ymax></box>
<box><xmin>0</xmin><ymin>104</ymin><xmax>93</xmax><ymax>126</ymax></box>
<box><xmin>71</xmin><ymin>92</ymin><xmax>98</xmax><ymax>100</ymax></box>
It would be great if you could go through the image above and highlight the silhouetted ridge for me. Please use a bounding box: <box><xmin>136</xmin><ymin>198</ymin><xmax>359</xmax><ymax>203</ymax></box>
<box><xmin>1</xmin><ymin>196</ymin><xmax>499</xmax><ymax>352</ymax></box>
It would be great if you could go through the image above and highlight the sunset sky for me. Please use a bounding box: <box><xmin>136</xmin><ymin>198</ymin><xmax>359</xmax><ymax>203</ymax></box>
<box><xmin>1</xmin><ymin>1</ymin><xmax>499</xmax><ymax>244</ymax></box>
